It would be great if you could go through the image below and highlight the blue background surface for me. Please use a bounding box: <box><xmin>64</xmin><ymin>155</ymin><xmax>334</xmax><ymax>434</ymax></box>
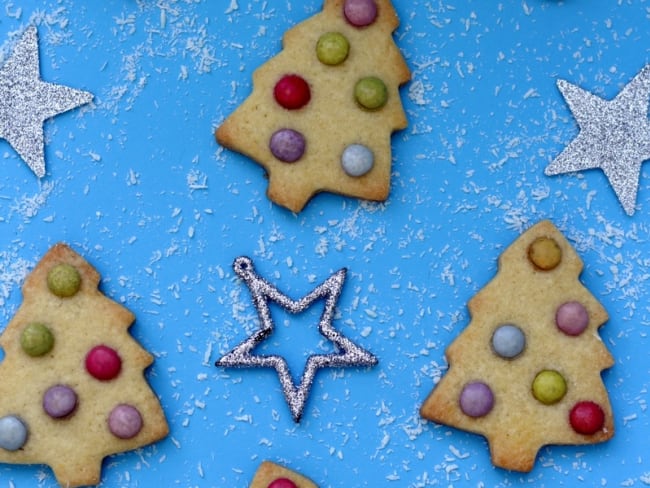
<box><xmin>1</xmin><ymin>0</ymin><xmax>650</xmax><ymax>486</ymax></box>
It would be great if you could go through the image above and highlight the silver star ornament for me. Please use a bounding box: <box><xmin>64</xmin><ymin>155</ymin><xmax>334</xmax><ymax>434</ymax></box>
<box><xmin>216</xmin><ymin>256</ymin><xmax>378</xmax><ymax>423</ymax></box>
<box><xmin>545</xmin><ymin>64</ymin><xmax>650</xmax><ymax>216</ymax></box>
<box><xmin>0</xmin><ymin>26</ymin><xmax>93</xmax><ymax>177</ymax></box>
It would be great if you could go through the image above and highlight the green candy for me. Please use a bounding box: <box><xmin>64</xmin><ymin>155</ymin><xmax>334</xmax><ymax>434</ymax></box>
<box><xmin>316</xmin><ymin>32</ymin><xmax>350</xmax><ymax>66</ymax></box>
<box><xmin>354</xmin><ymin>76</ymin><xmax>388</xmax><ymax>110</ymax></box>
<box><xmin>532</xmin><ymin>370</ymin><xmax>567</xmax><ymax>405</ymax></box>
<box><xmin>20</xmin><ymin>323</ymin><xmax>55</xmax><ymax>357</ymax></box>
<box><xmin>47</xmin><ymin>263</ymin><xmax>81</xmax><ymax>297</ymax></box>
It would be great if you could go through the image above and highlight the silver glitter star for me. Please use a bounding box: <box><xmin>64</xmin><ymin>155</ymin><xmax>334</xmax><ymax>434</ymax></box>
<box><xmin>545</xmin><ymin>65</ymin><xmax>650</xmax><ymax>216</ymax></box>
<box><xmin>0</xmin><ymin>26</ymin><xmax>93</xmax><ymax>177</ymax></box>
<box><xmin>216</xmin><ymin>256</ymin><xmax>378</xmax><ymax>422</ymax></box>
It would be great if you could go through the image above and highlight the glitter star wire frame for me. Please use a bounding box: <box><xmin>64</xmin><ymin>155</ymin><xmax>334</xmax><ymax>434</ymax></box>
<box><xmin>216</xmin><ymin>256</ymin><xmax>378</xmax><ymax>423</ymax></box>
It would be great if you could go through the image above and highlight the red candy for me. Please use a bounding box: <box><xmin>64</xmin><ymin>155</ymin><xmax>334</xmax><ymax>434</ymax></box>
<box><xmin>569</xmin><ymin>401</ymin><xmax>605</xmax><ymax>435</ymax></box>
<box><xmin>267</xmin><ymin>478</ymin><xmax>298</xmax><ymax>488</ymax></box>
<box><xmin>274</xmin><ymin>74</ymin><xmax>311</xmax><ymax>110</ymax></box>
<box><xmin>85</xmin><ymin>345</ymin><xmax>122</xmax><ymax>381</ymax></box>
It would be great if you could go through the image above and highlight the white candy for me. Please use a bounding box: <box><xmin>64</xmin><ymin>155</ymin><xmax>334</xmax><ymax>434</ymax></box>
<box><xmin>0</xmin><ymin>415</ymin><xmax>28</xmax><ymax>451</ymax></box>
<box><xmin>341</xmin><ymin>144</ymin><xmax>374</xmax><ymax>177</ymax></box>
<box><xmin>491</xmin><ymin>324</ymin><xmax>526</xmax><ymax>359</ymax></box>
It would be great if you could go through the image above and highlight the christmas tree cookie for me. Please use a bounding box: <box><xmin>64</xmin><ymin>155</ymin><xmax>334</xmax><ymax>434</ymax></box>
<box><xmin>0</xmin><ymin>243</ymin><xmax>168</xmax><ymax>487</ymax></box>
<box><xmin>249</xmin><ymin>461</ymin><xmax>318</xmax><ymax>488</ymax></box>
<box><xmin>420</xmin><ymin>220</ymin><xmax>614</xmax><ymax>472</ymax></box>
<box><xmin>216</xmin><ymin>0</ymin><xmax>410</xmax><ymax>212</ymax></box>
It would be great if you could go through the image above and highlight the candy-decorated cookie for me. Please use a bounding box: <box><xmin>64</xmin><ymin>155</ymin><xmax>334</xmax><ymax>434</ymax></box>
<box><xmin>0</xmin><ymin>243</ymin><xmax>168</xmax><ymax>487</ymax></box>
<box><xmin>249</xmin><ymin>461</ymin><xmax>318</xmax><ymax>488</ymax></box>
<box><xmin>216</xmin><ymin>0</ymin><xmax>410</xmax><ymax>212</ymax></box>
<box><xmin>420</xmin><ymin>220</ymin><xmax>614</xmax><ymax>472</ymax></box>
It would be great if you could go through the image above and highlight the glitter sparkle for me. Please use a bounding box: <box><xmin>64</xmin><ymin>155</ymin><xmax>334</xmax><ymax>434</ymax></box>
<box><xmin>0</xmin><ymin>26</ymin><xmax>93</xmax><ymax>177</ymax></box>
<box><xmin>216</xmin><ymin>256</ymin><xmax>378</xmax><ymax>423</ymax></box>
<box><xmin>545</xmin><ymin>65</ymin><xmax>650</xmax><ymax>216</ymax></box>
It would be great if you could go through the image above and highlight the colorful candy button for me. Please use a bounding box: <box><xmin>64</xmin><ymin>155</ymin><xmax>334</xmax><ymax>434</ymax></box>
<box><xmin>269</xmin><ymin>129</ymin><xmax>306</xmax><ymax>163</ymax></box>
<box><xmin>20</xmin><ymin>322</ymin><xmax>54</xmax><ymax>357</ymax></box>
<box><xmin>459</xmin><ymin>381</ymin><xmax>494</xmax><ymax>417</ymax></box>
<box><xmin>268</xmin><ymin>479</ymin><xmax>298</xmax><ymax>488</ymax></box>
<box><xmin>341</xmin><ymin>144</ymin><xmax>374</xmax><ymax>176</ymax></box>
<box><xmin>491</xmin><ymin>324</ymin><xmax>525</xmax><ymax>359</ymax></box>
<box><xmin>527</xmin><ymin>236</ymin><xmax>562</xmax><ymax>271</ymax></box>
<box><xmin>316</xmin><ymin>32</ymin><xmax>350</xmax><ymax>65</ymax></box>
<box><xmin>86</xmin><ymin>345</ymin><xmax>122</xmax><ymax>381</ymax></box>
<box><xmin>108</xmin><ymin>404</ymin><xmax>143</xmax><ymax>439</ymax></box>
<box><xmin>273</xmin><ymin>74</ymin><xmax>311</xmax><ymax>110</ymax></box>
<box><xmin>47</xmin><ymin>263</ymin><xmax>81</xmax><ymax>297</ymax></box>
<box><xmin>343</xmin><ymin>0</ymin><xmax>378</xmax><ymax>27</ymax></box>
<box><xmin>0</xmin><ymin>415</ymin><xmax>28</xmax><ymax>451</ymax></box>
<box><xmin>43</xmin><ymin>385</ymin><xmax>78</xmax><ymax>419</ymax></box>
<box><xmin>555</xmin><ymin>301</ymin><xmax>589</xmax><ymax>336</ymax></box>
<box><xmin>569</xmin><ymin>401</ymin><xmax>605</xmax><ymax>435</ymax></box>
<box><xmin>532</xmin><ymin>370</ymin><xmax>567</xmax><ymax>405</ymax></box>
<box><xmin>354</xmin><ymin>76</ymin><xmax>388</xmax><ymax>110</ymax></box>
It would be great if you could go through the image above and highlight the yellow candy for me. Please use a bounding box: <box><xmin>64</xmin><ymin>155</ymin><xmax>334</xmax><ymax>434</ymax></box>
<box><xmin>20</xmin><ymin>322</ymin><xmax>54</xmax><ymax>357</ymax></box>
<box><xmin>532</xmin><ymin>370</ymin><xmax>567</xmax><ymax>405</ymax></box>
<box><xmin>527</xmin><ymin>236</ymin><xmax>562</xmax><ymax>270</ymax></box>
<box><xmin>316</xmin><ymin>32</ymin><xmax>350</xmax><ymax>66</ymax></box>
<box><xmin>47</xmin><ymin>263</ymin><xmax>81</xmax><ymax>297</ymax></box>
<box><xmin>354</xmin><ymin>76</ymin><xmax>388</xmax><ymax>110</ymax></box>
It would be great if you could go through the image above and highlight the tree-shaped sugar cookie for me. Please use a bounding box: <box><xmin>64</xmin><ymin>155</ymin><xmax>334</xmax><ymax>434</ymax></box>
<box><xmin>216</xmin><ymin>0</ymin><xmax>410</xmax><ymax>212</ymax></box>
<box><xmin>0</xmin><ymin>243</ymin><xmax>168</xmax><ymax>487</ymax></box>
<box><xmin>420</xmin><ymin>220</ymin><xmax>614</xmax><ymax>472</ymax></box>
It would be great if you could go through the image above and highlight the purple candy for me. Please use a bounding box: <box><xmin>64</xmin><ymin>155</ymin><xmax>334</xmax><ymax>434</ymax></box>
<box><xmin>269</xmin><ymin>128</ymin><xmax>306</xmax><ymax>163</ymax></box>
<box><xmin>556</xmin><ymin>301</ymin><xmax>589</xmax><ymax>336</ymax></box>
<box><xmin>459</xmin><ymin>381</ymin><xmax>494</xmax><ymax>417</ymax></box>
<box><xmin>108</xmin><ymin>404</ymin><xmax>143</xmax><ymax>439</ymax></box>
<box><xmin>343</xmin><ymin>0</ymin><xmax>378</xmax><ymax>27</ymax></box>
<box><xmin>43</xmin><ymin>385</ymin><xmax>78</xmax><ymax>419</ymax></box>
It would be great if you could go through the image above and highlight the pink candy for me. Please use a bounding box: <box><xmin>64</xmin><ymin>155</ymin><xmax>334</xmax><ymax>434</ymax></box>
<box><xmin>343</xmin><ymin>0</ymin><xmax>378</xmax><ymax>27</ymax></box>
<box><xmin>108</xmin><ymin>404</ymin><xmax>143</xmax><ymax>439</ymax></box>
<box><xmin>555</xmin><ymin>301</ymin><xmax>589</xmax><ymax>336</ymax></box>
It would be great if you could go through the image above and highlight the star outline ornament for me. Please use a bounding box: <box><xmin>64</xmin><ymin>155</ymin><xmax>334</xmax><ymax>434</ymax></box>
<box><xmin>0</xmin><ymin>25</ymin><xmax>94</xmax><ymax>177</ymax></box>
<box><xmin>216</xmin><ymin>256</ymin><xmax>378</xmax><ymax>422</ymax></box>
<box><xmin>545</xmin><ymin>64</ymin><xmax>650</xmax><ymax>216</ymax></box>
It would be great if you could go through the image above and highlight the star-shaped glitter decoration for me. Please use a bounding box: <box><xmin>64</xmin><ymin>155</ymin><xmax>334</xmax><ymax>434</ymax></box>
<box><xmin>545</xmin><ymin>65</ymin><xmax>650</xmax><ymax>216</ymax></box>
<box><xmin>0</xmin><ymin>26</ymin><xmax>93</xmax><ymax>177</ymax></box>
<box><xmin>216</xmin><ymin>256</ymin><xmax>378</xmax><ymax>422</ymax></box>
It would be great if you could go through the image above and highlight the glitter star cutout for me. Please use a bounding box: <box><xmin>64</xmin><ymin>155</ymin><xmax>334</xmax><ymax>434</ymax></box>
<box><xmin>545</xmin><ymin>65</ymin><xmax>650</xmax><ymax>216</ymax></box>
<box><xmin>0</xmin><ymin>26</ymin><xmax>93</xmax><ymax>177</ymax></box>
<box><xmin>216</xmin><ymin>256</ymin><xmax>378</xmax><ymax>422</ymax></box>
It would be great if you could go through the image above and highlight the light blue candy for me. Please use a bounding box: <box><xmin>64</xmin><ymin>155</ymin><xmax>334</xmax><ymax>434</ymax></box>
<box><xmin>341</xmin><ymin>144</ymin><xmax>374</xmax><ymax>177</ymax></box>
<box><xmin>491</xmin><ymin>324</ymin><xmax>525</xmax><ymax>359</ymax></box>
<box><xmin>0</xmin><ymin>415</ymin><xmax>28</xmax><ymax>451</ymax></box>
